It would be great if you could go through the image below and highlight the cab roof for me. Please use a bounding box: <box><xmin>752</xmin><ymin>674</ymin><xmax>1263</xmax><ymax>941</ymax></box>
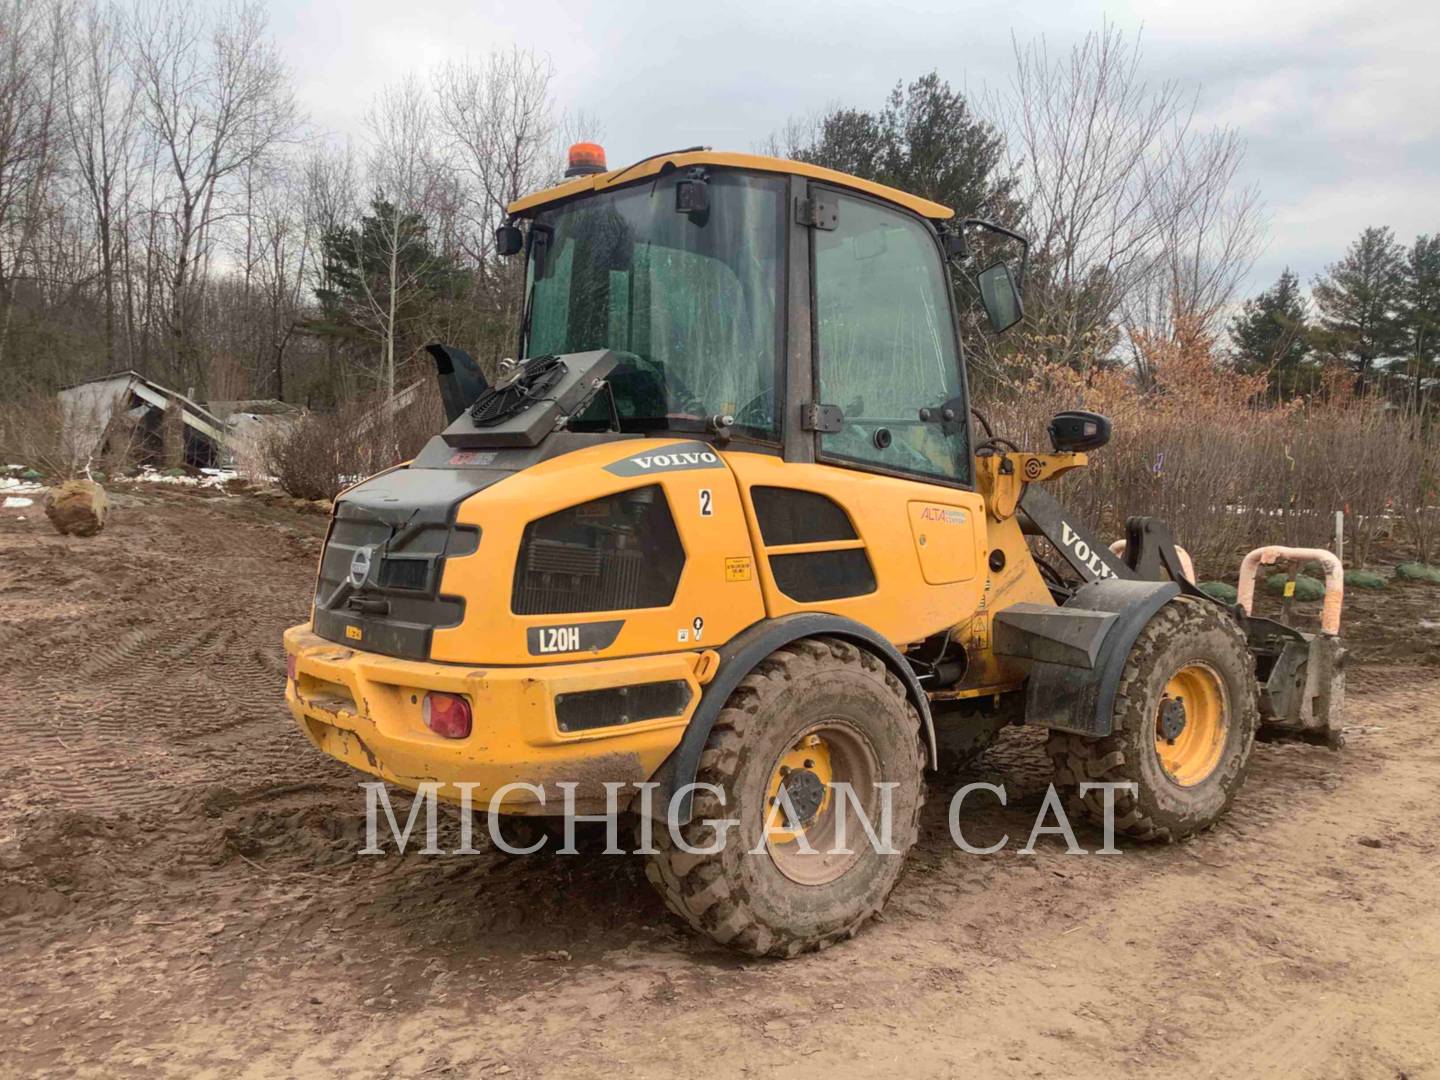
<box><xmin>506</xmin><ymin>149</ymin><xmax>955</xmax><ymax>222</ymax></box>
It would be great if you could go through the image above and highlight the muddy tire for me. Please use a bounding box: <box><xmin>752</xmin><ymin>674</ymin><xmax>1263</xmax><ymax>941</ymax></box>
<box><xmin>644</xmin><ymin>636</ymin><xmax>925</xmax><ymax>958</ymax></box>
<box><xmin>1048</xmin><ymin>596</ymin><xmax>1258</xmax><ymax>843</ymax></box>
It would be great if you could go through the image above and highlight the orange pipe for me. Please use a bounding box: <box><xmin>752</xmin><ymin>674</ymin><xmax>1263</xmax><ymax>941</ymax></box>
<box><xmin>1236</xmin><ymin>546</ymin><xmax>1343</xmax><ymax>636</ymax></box>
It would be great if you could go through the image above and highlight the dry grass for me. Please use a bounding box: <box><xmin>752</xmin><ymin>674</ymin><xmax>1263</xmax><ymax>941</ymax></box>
<box><xmin>982</xmin><ymin>325</ymin><xmax>1438</xmax><ymax>575</ymax></box>
<box><xmin>0</xmin><ymin>392</ymin><xmax>141</xmax><ymax>481</ymax></box>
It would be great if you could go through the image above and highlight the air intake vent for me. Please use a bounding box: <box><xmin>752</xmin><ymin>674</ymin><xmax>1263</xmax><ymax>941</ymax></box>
<box><xmin>513</xmin><ymin>485</ymin><xmax>684</xmax><ymax>615</ymax></box>
<box><xmin>770</xmin><ymin>548</ymin><xmax>876</xmax><ymax>602</ymax></box>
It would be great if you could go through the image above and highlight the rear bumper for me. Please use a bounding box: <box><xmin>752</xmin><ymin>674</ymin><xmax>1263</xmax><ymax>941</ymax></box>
<box><xmin>283</xmin><ymin>624</ymin><xmax>703</xmax><ymax>813</ymax></box>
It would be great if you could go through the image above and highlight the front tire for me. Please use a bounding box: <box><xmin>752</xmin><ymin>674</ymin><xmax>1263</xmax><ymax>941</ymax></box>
<box><xmin>1048</xmin><ymin>596</ymin><xmax>1258</xmax><ymax>842</ymax></box>
<box><xmin>644</xmin><ymin>637</ymin><xmax>925</xmax><ymax>958</ymax></box>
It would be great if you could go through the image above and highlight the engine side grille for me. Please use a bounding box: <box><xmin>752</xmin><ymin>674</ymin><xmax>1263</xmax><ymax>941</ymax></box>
<box><xmin>512</xmin><ymin>485</ymin><xmax>683</xmax><ymax>616</ymax></box>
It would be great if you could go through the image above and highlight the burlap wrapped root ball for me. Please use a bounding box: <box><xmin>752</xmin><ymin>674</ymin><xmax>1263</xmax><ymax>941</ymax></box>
<box><xmin>43</xmin><ymin>479</ymin><xmax>109</xmax><ymax>537</ymax></box>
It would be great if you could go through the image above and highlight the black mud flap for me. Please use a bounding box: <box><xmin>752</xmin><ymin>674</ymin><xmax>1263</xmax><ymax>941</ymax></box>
<box><xmin>994</xmin><ymin>578</ymin><xmax>1180</xmax><ymax>737</ymax></box>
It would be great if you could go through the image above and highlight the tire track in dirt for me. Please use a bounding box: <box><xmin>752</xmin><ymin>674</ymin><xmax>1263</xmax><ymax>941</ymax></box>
<box><xmin>0</xmin><ymin>491</ymin><xmax>325</xmax><ymax>824</ymax></box>
<box><xmin>2</xmin><ymin>488</ymin><xmax>1438</xmax><ymax>1078</ymax></box>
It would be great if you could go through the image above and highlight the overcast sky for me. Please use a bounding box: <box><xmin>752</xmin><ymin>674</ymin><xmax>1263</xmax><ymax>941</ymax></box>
<box><xmin>265</xmin><ymin>0</ymin><xmax>1438</xmax><ymax>295</ymax></box>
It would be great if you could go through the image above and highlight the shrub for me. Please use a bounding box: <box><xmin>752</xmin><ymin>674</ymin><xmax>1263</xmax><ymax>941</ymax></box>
<box><xmin>1344</xmin><ymin>569</ymin><xmax>1387</xmax><ymax>589</ymax></box>
<box><xmin>266</xmin><ymin>381</ymin><xmax>444</xmax><ymax>501</ymax></box>
<box><xmin>1394</xmin><ymin>563</ymin><xmax>1440</xmax><ymax>584</ymax></box>
<box><xmin>1265</xmin><ymin>572</ymin><xmax>1325</xmax><ymax>600</ymax></box>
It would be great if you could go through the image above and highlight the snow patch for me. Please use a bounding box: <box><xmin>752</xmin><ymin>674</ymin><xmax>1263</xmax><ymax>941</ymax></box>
<box><xmin>0</xmin><ymin>477</ymin><xmax>44</xmax><ymax>495</ymax></box>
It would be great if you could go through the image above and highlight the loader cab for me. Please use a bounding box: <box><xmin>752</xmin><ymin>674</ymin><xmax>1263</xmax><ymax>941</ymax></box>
<box><xmin>508</xmin><ymin>150</ymin><xmax>996</xmax><ymax>491</ymax></box>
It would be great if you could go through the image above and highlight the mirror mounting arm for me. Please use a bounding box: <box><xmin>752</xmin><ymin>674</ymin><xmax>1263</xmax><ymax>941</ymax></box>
<box><xmin>957</xmin><ymin>217</ymin><xmax>1030</xmax><ymax>292</ymax></box>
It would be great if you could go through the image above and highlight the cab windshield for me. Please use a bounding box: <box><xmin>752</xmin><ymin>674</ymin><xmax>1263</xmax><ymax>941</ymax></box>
<box><xmin>523</xmin><ymin>170</ymin><xmax>786</xmax><ymax>439</ymax></box>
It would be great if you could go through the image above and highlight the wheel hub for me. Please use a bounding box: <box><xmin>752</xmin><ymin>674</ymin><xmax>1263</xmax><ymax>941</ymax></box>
<box><xmin>1158</xmin><ymin>696</ymin><xmax>1187</xmax><ymax>742</ymax></box>
<box><xmin>779</xmin><ymin>768</ymin><xmax>826</xmax><ymax>827</ymax></box>
<box><xmin>764</xmin><ymin>725</ymin><xmax>880</xmax><ymax>887</ymax></box>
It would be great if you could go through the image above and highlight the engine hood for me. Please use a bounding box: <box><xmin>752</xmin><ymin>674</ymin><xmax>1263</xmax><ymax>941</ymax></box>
<box><xmin>313</xmin><ymin>434</ymin><xmax>748</xmax><ymax>665</ymax></box>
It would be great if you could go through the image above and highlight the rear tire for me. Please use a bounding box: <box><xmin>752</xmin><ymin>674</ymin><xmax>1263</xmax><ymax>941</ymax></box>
<box><xmin>644</xmin><ymin>636</ymin><xmax>925</xmax><ymax>958</ymax></box>
<box><xmin>1048</xmin><ymin>596</ymin><xmax>1258</xmax><ymax>842</ymax></box>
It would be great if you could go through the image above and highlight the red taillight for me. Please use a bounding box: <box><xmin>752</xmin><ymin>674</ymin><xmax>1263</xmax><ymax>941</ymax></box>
<box><xmin>565</xmin><ymin>141</ymin><xmax>607</xmax><ymax>177</ymax></box>
<box><xmin>286</xmin><ymin>654</ymin><xmax>297</xmax><ymax>682</ymax></box>
<box><xmin>422</xmin><ymin>692</ymin><xmax>472</xmax><ymax>739</ymax></box>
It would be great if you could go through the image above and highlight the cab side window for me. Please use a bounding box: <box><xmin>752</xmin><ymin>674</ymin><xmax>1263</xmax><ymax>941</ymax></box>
<box><xmin>813</xmin><ymin>192</ymin><xmax>969</xmax><ymax>482</ymax></box>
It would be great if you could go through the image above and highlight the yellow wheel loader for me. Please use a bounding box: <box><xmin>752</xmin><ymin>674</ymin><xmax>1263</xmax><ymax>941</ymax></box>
<box><xmin>283</xmin><ymin>145</ymin><xmax>1345</xmax><ymax>957</ymax></box>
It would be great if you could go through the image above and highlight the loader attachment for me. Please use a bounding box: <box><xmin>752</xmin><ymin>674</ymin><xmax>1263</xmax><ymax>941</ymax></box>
<box><xmin>1010</xmin><ymin>481</ymin><xmax>1346</xmax><ymax>747</ymax></box>
<box><xmin>1237</xmin><ymin>547</ymin><xmax>1346</xmax><ymax>749</ymax></box>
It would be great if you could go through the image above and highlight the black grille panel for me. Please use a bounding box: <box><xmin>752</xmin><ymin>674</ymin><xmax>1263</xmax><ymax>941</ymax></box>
<box><xmin>312</xmin><ymin>482</ymin><xmax>479</xmax><ymax>660</ymax></box>
<box><xmin>751</xmin><ymin>487</ymin><xmax>858</xmax><ymax>545</ymax></box>
<box><xmin>513</xmin><ymin>485</ymin><xmax>683</xmax><ymax>615</ymax></box>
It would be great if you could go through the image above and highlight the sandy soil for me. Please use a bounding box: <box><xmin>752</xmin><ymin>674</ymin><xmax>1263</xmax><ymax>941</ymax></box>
<box><xmin>2</xmin><ymin>487</ymin><xmax>1439</xmax><ymax>1079</ymax></box>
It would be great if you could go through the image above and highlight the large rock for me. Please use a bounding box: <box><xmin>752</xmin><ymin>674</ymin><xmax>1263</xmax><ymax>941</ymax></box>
<box><xmin>44</xmin><ymin>479</ymin><xmax>109</xmax><ymax>537</ymax></box>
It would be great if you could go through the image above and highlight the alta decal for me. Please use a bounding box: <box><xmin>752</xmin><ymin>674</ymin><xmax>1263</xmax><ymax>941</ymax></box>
<box><xmin>603</xmin><ymin>441</ymin><xmax>726</xmax><ymax>477</ymax></box>
<box><xmin>919</xmin><ymin>506</ymin><xmax>967</xmax><ymax>525</ymax></box>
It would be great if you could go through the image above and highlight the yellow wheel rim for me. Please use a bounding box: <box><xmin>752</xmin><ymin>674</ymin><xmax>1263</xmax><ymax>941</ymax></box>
<box><xmin>762</xmin><ymin>723</ymin><xmax>879</xmax><ymax>886</ymax></box>
<box><xmin>1154</xmin><ymin>662</ymin><xmax>1228</xmax><ymax>786</ymax></box>
<box><xmin>765</xmin><ymin>733</ymin><xmax>834</xmax><ymax>845</ymax></box>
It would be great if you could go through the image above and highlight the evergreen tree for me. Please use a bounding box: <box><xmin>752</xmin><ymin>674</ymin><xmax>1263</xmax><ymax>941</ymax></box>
<box><xmin>312</xmin><ymin>197</ymin><xmax>470</xmax><ymax>392</ymax></box>
<box><xmin>1311</xmin><ymin>226</ymin><xmax>1406</xmax><ymax>390</ymax></box>
<box><xmin>787</xmin><ymin>72</ymin><xmax>1017</xmax><ymax>221</ymax></box>
<box><xmin>1400</xmin><ymin>234</ymin><xmax>1440</xmax><ymax>414</ymax></box>
<box><xmin>1229</xmin><ymin>268</ymin><xmax>1312</xmax><ymax>398</ymax></box>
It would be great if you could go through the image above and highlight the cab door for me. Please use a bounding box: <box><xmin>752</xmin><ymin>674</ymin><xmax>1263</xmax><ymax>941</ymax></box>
<box><xmin>731</xmin><ymin>185</ymin><xmax>987</xmax><ymax>647</ymax></box>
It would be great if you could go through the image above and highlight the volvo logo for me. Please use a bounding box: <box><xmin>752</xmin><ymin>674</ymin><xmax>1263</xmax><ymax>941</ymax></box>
<box><xmin>348</xmin><ymin>545</ymin><xmax>374</xmax><ymax>588</ymax></box>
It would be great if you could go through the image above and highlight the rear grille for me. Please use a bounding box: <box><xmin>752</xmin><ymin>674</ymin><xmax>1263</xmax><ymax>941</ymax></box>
<box><xmin>526</xmin><ymin>539</ymin><xmax>604</xmax><ymax>578</ymax></box>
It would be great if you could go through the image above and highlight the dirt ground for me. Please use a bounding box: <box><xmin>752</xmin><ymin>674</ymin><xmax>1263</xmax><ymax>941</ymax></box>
<box><xmin>2</xmin><ymin>486</ymin><xmax>1439</xmax><ymax>1079</ymax></box>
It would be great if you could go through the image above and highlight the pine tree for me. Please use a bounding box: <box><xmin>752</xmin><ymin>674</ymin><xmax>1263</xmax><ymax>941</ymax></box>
<box><xmin>786</xmin><ymin>72</ymin><xmax>1017</xmax><ymax>222</ymax></box>
<box><xmin>312</xmin><ymin>197</ymin><xmax>470</xmax><ymax>393</ymax></box>
<box><xmin>1229</xmin><ymin>268</ymin><xmax>1312</xmax><ymax>398</ymax></box>
<box><xmin>1400</xmin><ymin>234</ymin><xmax>1440</xmax><ymax>415</ymax></box>
<box><xmin>1311</xmin><ymin>226</ymin><xmax>1406</xmax><ymax>390</ymax></box>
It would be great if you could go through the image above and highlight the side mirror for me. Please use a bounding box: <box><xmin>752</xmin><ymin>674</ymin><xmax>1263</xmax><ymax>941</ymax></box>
<box><xmin>1048</xmin><ymin>410</ymin><xmax>1112</xmax><ymax>453</ymax></box>
<box><xmin>495</xmin><ymin>223</ymin><xmax>523</xmax><ymax>257</ymax></box>
<box><xmin>977</xmin><ymin>261</ymin><xmax>1023</xmax><ymax>333</ymax></box>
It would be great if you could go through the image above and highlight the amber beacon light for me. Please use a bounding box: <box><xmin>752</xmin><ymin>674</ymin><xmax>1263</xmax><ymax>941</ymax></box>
<box><xmin>565</xmin><ymin>142</ymin><xmax>608</xmax><ymax>177</ymax></box>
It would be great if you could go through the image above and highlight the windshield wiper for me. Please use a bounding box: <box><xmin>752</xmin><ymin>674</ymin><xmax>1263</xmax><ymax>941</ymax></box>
<box><xmin>605</xmin><ymin>145</ymin><xmax>709</xmax><ymax>188</ymax></box>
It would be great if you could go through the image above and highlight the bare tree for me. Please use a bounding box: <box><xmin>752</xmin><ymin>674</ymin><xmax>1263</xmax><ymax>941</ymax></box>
<box><xmin>353</xmin><ymin>75</ymin><xmax>443</xmax><ymax>397</ymax></box>
<box><xmin>251</xmin><ymin>168</ymin><xmax>310</xmax><ymax>400</ymax></box>
<box><xmin>433</xmin><ymin>47</ymin><xmax>558</xmax><ymax>261</ymax></box>
<box><xmin>130</xmin><ymin>0</ymin><xmax>299</xmax><ymax>390</ymax></box>
<box><xmin>61</xmin><ymin>0</ymin><xmax>141</xmax><ymax>368</ymax></box>
<box><xmin>999</xmin><ymin>23</ymin><xmax>1262</xmax><ymax>373</ymax></box>
<box><xmin>0</xmin><ymin>0</ymin><xmax>70</xmax><ymax>379</ymax></box>
<box><xmin>1124</xmin><ymin>129</ymin><xmax>1264</xmax><ymax>382</ymax></box>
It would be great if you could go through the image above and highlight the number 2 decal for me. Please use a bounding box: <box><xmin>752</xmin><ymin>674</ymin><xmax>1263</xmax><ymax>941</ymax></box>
<box><xmin>699</xmin><ymin>488</ymin><xmax>713</xmax><ymax>517</ymax></box>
